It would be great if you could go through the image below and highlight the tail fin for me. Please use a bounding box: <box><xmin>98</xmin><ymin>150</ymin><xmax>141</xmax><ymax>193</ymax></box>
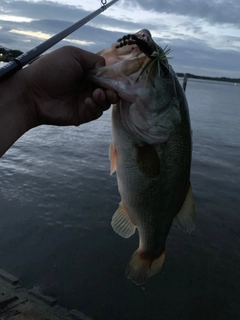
<box><xmin>125</xmin><ymin>249</ymin><xmax>165</xmax><ymax>285</ymax></box>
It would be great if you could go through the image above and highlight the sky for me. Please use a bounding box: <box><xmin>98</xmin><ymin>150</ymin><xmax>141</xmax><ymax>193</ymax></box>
<box><xmin>0</xmin><ymin>0</ymin><xmax>239</xmax><ymax>77</ymax></box>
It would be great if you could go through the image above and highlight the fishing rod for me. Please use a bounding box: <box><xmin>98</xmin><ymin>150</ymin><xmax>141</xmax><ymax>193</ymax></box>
<box><xmin>0</xmin><ymin>0</ymin><xmax>119</xmax><ymax>80</ymax></box>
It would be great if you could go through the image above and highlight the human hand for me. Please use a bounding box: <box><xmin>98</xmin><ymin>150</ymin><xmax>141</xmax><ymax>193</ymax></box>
<box><xmin>20</xmin><ymin>46</ymin><xmax>119</xmax><ymax>127</ymax></box>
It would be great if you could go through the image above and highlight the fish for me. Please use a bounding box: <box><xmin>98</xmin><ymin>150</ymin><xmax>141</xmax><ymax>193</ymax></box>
<box><xmin>88</xmin><ymin>29</ymin><xmax>195</xmax><ymax>285</ymax></box>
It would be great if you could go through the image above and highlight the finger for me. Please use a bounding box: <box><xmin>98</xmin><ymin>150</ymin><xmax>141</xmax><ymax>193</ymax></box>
<box><xmin>67</xmin><ymin>47</ymin><xmax>106</xmax><ymax>69</ymax></box>
<box><xmin>84</xmin><ymin>97</ymin><xmax>104</xmax><ymax>123</ymax></box>
<box><xmin>105</xmin><ymin>89</ymin><xmax>119</xmax><ymax>105</ymax></box>
<box><xmin>92</xmin><ymin>88</ymin><xmax>112</xmax><ymax>111</ymax></box>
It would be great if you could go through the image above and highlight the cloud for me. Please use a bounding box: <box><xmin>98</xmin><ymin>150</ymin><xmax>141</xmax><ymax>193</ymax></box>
<box><xmin>9</xmin><ymin>28</ymin><xmax>95</xmax><ymax>46</ymax></box>
<box><xmin>132</xmin><ymin>0</ymin><xmax>240</xmax><ymax>26</ymax></box>
<box><xmin>157</xmin><ymin>37</ymin><xmax>240</xmax><ymax>77</ymax></box>
<box><xmin>0</xmin><ymin>0</ymin><xmax>239</xmax><ymax>77</ymax></box>
<box><xmin>1</xmin><ymin>0</ymin><xmax>82</xmax><ymax>21</ymax></box>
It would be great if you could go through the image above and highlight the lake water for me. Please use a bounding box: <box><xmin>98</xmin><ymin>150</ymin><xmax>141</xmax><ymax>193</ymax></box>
<box><xmin>0</xmin><ymin>78</ymin><xmax>239</xmax><ymax>319</ymax></box>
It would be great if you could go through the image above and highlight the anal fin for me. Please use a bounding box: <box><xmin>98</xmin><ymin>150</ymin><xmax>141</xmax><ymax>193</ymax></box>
<box><xmin>111</xmin><ymin>202</ymin><xmax>136</xmax><ymax>238</ymax></box>
<box><xmin>175</xmin><ymin>184</ymin><xmax>196</xmax><ymax>233</ymax></box>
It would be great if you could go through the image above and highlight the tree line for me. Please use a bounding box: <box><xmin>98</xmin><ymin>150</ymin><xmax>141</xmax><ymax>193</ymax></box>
<box><xmin>0</xmin><ymin>48</ymin><xmax>23</xmax><ymax>62</ymax></box>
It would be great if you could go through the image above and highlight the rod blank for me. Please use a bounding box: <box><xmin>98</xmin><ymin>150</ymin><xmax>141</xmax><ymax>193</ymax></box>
<box><xmin>0</xmin><ymin>0</ymin><xmax>119</xmax><ymax>80</ymax></box>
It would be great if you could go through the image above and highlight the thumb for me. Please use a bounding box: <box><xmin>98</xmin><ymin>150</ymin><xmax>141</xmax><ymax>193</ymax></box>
<box><xmin>69</xmin><ymin>46</ymin><xmax>106</xmax><ymax>70</ymax></box>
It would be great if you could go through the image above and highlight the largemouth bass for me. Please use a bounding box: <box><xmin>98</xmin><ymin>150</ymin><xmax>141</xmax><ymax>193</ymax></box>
<box><xmin>89</xmin><ymin>29</ymin><xmax>195</xmax><ymax>285</ymax></box>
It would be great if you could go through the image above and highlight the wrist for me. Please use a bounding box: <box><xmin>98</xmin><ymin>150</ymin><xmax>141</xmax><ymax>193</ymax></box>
<box><xmin>14</xmin><ymin>68</ymin><xmax>39</xmax><ymax>129</ymax></box>
<box><xmin>0</xmin><ymin>68</ymin><xmax>38</xmax><ymax>156</ymax></box>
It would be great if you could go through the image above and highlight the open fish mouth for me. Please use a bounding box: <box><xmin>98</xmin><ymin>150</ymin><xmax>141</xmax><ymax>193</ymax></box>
<box><xmin>87</xmin><ymin>28</ymin><xmax>173</xmax><ymax>106</ymax></box>
<box><xmin>116</xmin><ymin>29</ymin><xmax>158</xmax><ymax>57</ymax></box>
<box><xmin>115</xmin><ymin>29</ymin><xmax>170</xmax><ymax>77</ymax></box>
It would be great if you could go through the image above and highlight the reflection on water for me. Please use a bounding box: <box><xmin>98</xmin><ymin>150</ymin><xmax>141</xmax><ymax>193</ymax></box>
<box><xmin>0</xmin><ymin>112</ymin><xmax>119</xmax><ymax>228</ymax></box>
<box><xmin>0</xmin><ymin>80</ymin><xmax>240</xmax><ymax>320</ymax></box>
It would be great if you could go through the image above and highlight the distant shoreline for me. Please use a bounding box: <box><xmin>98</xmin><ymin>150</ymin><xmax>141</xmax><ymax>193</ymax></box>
<box><xmin>177</xmin><ymin>73</ymin><xmax>240</xmax><ymax>84</ymax></box>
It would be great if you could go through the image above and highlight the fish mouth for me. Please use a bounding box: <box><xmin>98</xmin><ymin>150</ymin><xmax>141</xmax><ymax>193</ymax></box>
<box><xmin>116</xmin><ymin>29</ymin><xmax>169</xmax><ymax>76</ymax></box>
<box><xmin>116</xmin><ymin>29</ymin><xmax>158</xmax><ymax>58</ymax></box>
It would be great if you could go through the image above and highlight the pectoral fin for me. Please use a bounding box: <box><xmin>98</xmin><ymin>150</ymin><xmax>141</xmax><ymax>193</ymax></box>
<box><xmin>175</xmin><ymin>184</ymin><xmax>196</xmax><ymax>233</ymax></box>
<box><xmin>111</xmin><ymin>202</ymin><xmax>136</xmax><ymax>238</ymax></box>
<box><xmin>109</xmin><ymin>142</ymin><xmax>117</xmax><ymax>175</ymax></box>
<box><xmin>136</xmin><ymin>144</ymin><xmax>160</xmax><ymax>179</ymax></box>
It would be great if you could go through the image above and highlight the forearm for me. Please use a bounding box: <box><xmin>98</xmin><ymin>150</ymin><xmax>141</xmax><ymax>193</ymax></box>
<box><xmin>0</xmin><ymin>70</ymin><xmax>36</xmax><ymax>157</ymax></box>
